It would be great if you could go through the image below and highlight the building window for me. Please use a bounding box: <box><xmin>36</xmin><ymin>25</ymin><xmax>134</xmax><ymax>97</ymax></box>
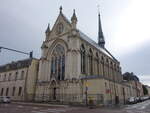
<box><xmin>105</xmin><ymin>82</ymin><xmax>107</xmax><ymax>90</ymax></box>
<box><xmin>89</xmin><ymin>49</ymin><xmax>93</xmax><ymax>75</ymax></box>
<box><xmin>12</xmin><ymin>87</ymin><xmax>16</xmax><ymax>96</ymax></box>
<box><xmin>6</xmin><ymin>88</ymin><xmax>9</xmax><ymax>96</ymax></box>
<box><xmin>8</xmin><ymin>73</ymin><xmax>11</xmax><ymax>81</ymax></box>
<box><xmin>80</xmin><ymin>44</ymin><xmax>86</xmax><ymax>74</ymax></box>
<box><xmin>51</xmin><ymin>44</ymin><xmax>65</xmax><ymax>80</ymax></box>
<box><xmin>101</xmin><ymin>56</ymin><xmax>105</xmax><ymax>76</ymax></box>
<box><xmin>96</xmin><ymin>52</ymin><xmax>99</xmax><ymax>75</ymax></box>
<box><xmin>15</xmin><ymin>72</ymin><xmax>18</xmax><ymax>81</ymax></box>
<box><xmin>1</xmin><ymin>88</ymin><xmax>4</xmax><ymax>96</ymax></box>
<box><xmin>51</xmin><ymin>57</ymin><xmax>54</xmax><ymax>74</ymax></box>
<box><xmin>3</xmin><ymin>74</ymin><xmax>6</xmax><ymax>81</ymax></box>
<box><xmin>106</xmin><ymin>58</ymin><xmax>109</xmax><ymax>78</ymax></box>
<box><xmin>62</xmin><ymin>55</ymin><xmax>65</xmax><ymax>80</ymax></box>
<box><xmin>21</xmin><ymin>71</ymin><xmax>24</xmax><ymax>80</ymax></box>
<box><xmin>58</xmin><ymin>56</ymin><xmax>61</xmax><ymax>80</ymax></box>
<box><xmin>18</xmin><ymin>87</ymin><xmax>22</xmax><ymax>96</ymax></box>
<box><xmin>55</xmin><ymin>57</ymin><xmax>57</xmax><ymax>74</ymax></box>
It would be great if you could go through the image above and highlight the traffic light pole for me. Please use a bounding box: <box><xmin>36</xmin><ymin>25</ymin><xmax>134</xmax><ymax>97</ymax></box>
<box><xmin>0</xmin><ymin>46</ymin><xmax>33</xmax><ymax>58</ymax></box>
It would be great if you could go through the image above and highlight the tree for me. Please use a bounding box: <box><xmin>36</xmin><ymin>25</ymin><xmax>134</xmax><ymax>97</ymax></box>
<box><xmin>142</xmin><ymin>85</ymin><xmax>148</xmax><ymax>95</ymax></box>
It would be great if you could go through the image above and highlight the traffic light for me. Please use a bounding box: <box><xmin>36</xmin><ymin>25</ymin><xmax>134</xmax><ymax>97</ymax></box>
<box><xmin>29</xmin><ymin>51</ymin><xmax>33</xmax><ymax>58</ymax></box>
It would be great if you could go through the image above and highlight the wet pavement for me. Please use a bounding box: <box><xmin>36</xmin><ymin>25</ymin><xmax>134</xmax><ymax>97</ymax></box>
<box><xmin>0</xmin><ymin>100</ymin><xmax>150</xmax><ymax>113</ymax></box>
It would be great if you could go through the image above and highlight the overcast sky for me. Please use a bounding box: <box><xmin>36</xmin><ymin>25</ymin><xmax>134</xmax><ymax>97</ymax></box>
<box><xmin>0</xmin><ymin>0</ymin><xmax>150</xmax><ymax>85</ymax></box>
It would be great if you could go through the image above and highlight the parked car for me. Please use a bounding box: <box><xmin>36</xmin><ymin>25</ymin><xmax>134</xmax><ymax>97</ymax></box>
<box><xmin>140</xmin><ymin>96</ymin><xmax>149</xmax><ymax>101</ymax></box>
<box><xmin>0</xmin><ymin>96</ymin><xmax>11</xmax><ymax>103</ymax></box>
<box><xmin>0</xmin><ymin>96</ymin><xmax>3</xmax><ymax>103</ymax></box>
<box><xmin>127</xmin><ymin>97</ymin><xmax>136</xmax><ymax>104</ymax></box>
<box><xmin>135</xmin><ymin>97</ymin><xmax>140</xmax><ymax>103</ymax></box>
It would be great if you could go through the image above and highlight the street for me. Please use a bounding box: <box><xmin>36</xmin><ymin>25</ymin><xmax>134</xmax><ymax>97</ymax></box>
<box><xmin>0</xmin><ymin>100</ymin><xmax>150</xmax><ymax>113</ymax></box>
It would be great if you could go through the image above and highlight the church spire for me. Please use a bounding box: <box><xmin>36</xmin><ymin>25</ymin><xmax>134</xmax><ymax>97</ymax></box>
<box><xmin>59</xmin><ymin>6</ymin><xmax>63</xmax><ymax>14</ymax></box>
<box><xmin>98</xmin><ymin>11</ymin><xmax>105</xmax><ymax>48</ymax></box>
<box><xmin>71</xmin><ymin>9</ymin><xmax>77</xmax><ymax>29</ymax></box>
<box><xmin>45</xmin><ymin>23</ymin><xmax>50</xmax><ymax>36</ymax></box>
<box><xmin>45</xmin><ymin>23</ymin><xmax>50</xmax><ymax>34</ymax></box>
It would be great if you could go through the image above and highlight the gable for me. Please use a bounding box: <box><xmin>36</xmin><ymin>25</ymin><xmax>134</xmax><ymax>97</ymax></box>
<box><xmin>49</xmin><ymin>12</ymin><xmax>72</xmax><ymax>39</ymax></box>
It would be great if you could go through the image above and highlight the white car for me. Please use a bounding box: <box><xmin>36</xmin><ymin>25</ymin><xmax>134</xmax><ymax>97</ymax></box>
<box><xmin>0</xmin><ymin>96</ymin><xmax>11</xmax><ymax>103</ymax></box>
<box><xmin>127</xmin><ymin>97</ymin><xmax>136</xmax><ymax>104</ymax></box>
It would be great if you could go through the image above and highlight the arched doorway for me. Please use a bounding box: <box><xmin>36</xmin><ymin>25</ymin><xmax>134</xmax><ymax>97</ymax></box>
<box><xmin>50</xmin><ymin>80</ymin><xmax>57</xmax><ymax>100</ymax></box>
<box><xmin>53</xmin><ymin>87</ymin><xmax>56</xmax><ymax>100</ymax></box>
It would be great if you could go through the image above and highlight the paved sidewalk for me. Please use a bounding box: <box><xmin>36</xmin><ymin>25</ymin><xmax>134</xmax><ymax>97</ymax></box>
<box><xmin>12</xmin><ymin>101</ymin><xmax>69</xmax><ymax>108</ymax></box>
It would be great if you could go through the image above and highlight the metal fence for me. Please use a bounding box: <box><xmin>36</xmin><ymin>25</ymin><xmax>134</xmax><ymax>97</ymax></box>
<box><xmin>34</xmin><ymin>94</ymin><xmax>104</xmax><ymax>105</ymax></box>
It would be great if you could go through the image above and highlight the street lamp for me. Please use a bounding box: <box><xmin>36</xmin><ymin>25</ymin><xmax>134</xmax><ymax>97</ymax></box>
<box><xmin>0</xmin><ymin>46</ymin><xmax>33</xmax><ymax>58</ymax></box>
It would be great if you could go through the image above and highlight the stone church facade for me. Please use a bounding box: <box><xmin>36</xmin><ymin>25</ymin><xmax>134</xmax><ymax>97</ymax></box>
<box><xmin>35</xmin><ymin>7</ymin><xmax>125</xmax><ymax>105</ymax></box>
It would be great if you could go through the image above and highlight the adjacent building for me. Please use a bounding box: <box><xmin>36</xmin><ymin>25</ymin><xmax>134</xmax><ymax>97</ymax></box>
<box><xmin>0</xmin><ymin>58</ymin><xmax>39</xmax><ymax>101</ymax></box>
<box><xmin>123</xmin><ymin>72</ymin><xmax>144</xmax><ymax>98</ymax></box>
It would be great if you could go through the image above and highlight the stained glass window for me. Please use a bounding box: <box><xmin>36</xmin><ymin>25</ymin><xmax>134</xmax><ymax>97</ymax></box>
<box><xmin>51</xmin><ymin>44</ymin><xmax>65</xmax><ymax>80</ymax></box>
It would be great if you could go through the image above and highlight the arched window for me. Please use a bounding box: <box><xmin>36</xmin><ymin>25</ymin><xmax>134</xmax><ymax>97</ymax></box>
<box><xmin>96</xmin><ymin>52</ymin><xmax>99</xmax><ymax>75</ymax></box>
<box><xmin>55</xmin><ymin>57</ymin><xmax>57</xmax><ymax>74</ymax></box>
<box><xmin>8</xmin><ymin>73</ymin><xmax>11</xmax><ymax>81</ymax></box>
<box><xmin>101</xmin><ymin>56</ymin><xmax>105</xmax><ymax>76</ymax></box>
<box><xmin>51</xmin><ymin>44</ymin><xmax>65</xmax><ymax>80</ymax></box>
<box><xmin>110</xmin><ymin>62</ymin><xmax>113</xmax><ymax>80</ymax></box>
<box><xmin>80</xmin><ymin>44</ymin><xmax>86</xmax><ymax>74</ymax></box>
<box><xmin>89</xmin><ymin>49</ymin><xmax>93</xmax><ymax>75</ymax></box>
<box><xmin>106</xmin><ymin>58</ymin><xmax>109</xmax><ymax>78</ymax></box>
<box><xmin>21</xmin><ymin>71</ymin><xmax>24</xmax><ymax>80</ymax></box>
<box><xmin>62</xmin><ymin>55</ymin><xmax>65</xmax><ymax>80</ymax></box>
<box><xmin>15</xmin><ymin>72</ymin><xmax>18</xmax><ymax>81</ymax></box>
<box><xmin>51</xmin><ymin>57</ymin><xmax>54</xmax><ymax>74</ymax></box>
<box><xmin>114</xmin><ymin>64</ymin><xmax>116</xmax><ymax>81</ymax></box>
<box><xmin>3</xmin><ymin>74</ymin><xmax>6</xmax><ymax>81</ymax></box>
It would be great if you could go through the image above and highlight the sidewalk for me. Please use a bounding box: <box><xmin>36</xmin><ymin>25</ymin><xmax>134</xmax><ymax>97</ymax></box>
<box><xmin>12</xmin><ymin>101</ymin><xmax>69</xmax><ymax>108</ymax></box>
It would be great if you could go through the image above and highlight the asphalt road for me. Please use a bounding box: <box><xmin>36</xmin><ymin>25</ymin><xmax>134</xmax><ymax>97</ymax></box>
<box><xmin>0</xmin><ymin>100</ymin><xmax>150</xmax><ymax>113</ymax></box>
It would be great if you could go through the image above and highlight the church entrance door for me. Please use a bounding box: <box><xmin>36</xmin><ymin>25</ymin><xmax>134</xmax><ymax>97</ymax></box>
<box><xmin>53</xmin><ymin>87</ymin><xmax>56</xmax><ymax>100</ymax></box>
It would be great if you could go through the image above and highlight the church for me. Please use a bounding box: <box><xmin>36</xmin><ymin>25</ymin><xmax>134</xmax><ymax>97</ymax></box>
<box><xmin>35</xmin><ymin>6</ymin><xmax>125</xmax><ymax>105</ymax></box>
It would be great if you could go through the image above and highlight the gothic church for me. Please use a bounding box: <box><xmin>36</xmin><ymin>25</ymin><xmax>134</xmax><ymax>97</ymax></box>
<box><xmin>35</xmin><ymin>6</ymin><xmax>123</xmax><ymax>105</ymax></box>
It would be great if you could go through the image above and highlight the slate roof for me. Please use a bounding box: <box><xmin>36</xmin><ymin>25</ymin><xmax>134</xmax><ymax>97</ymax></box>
<box><xmin>54</xmin><ymin>11</ymin><xmax>118</xmax><ymax>62</ymax></box>
<box><xmin>78</xmin><ymin>30</ymin><xmax>118</xmax><ymax>62</ymax></box>
<box><xmin>0</xmin><ymin>58</ymin><xmax>32</xmax><ymax>73</ymax></box>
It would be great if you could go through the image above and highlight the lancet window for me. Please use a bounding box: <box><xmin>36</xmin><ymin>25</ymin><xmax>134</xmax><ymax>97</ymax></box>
<box><xmin>51</xmin><ymin>44</ymin><xmax>65</xmax><ymax>80</ymax></box>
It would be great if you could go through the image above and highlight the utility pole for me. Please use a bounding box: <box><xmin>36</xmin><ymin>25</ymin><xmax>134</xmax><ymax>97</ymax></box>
<box><xmin>0</xmin><ymin>46</ymin><xmax>33</xmax><ymax>58</ymax></box>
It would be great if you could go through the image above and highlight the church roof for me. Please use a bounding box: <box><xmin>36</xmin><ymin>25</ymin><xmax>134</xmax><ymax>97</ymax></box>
<box><xmin>78</xmin><ymin>30</ymin><xmax>118</xmax><ymax>62</ymax></box>
<box><xmin>52</xmin><ymin>7</ymin><xmax>118</xmax><ymax>62</ymax></box>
